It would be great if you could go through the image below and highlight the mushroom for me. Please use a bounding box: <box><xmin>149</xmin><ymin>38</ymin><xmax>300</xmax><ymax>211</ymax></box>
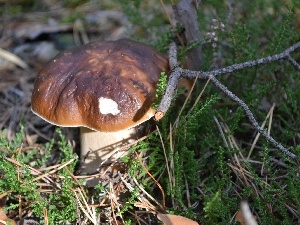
<box><xmin>31</xmin><ymin>39</ymin><xmax>169</xmax><ymax>184</ymax></box>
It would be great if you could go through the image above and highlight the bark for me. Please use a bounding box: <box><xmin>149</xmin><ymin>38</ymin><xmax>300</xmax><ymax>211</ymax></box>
<box><xmin>173</xmin><ymin>0</ymin><xmax>203</xmax><ymax>70</ymax></box>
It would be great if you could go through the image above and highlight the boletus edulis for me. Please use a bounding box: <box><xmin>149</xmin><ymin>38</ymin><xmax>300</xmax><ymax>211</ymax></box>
<box><xmin>31</xmin><ymin>39</ymin><xmax>169</xmax><ymax>185</ymax></box>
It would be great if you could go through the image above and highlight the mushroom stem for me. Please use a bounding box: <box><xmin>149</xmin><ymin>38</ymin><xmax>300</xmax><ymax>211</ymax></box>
<box><xmin>79</xmin><ymin>127</ymin><xmax>137</xmax><ymax>174</ymax></box>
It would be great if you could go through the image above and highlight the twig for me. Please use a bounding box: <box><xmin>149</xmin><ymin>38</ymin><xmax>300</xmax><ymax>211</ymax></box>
<box><xmin>286</xmin><ymin>54</ymin><xmax>300</xmax><ymax>70</ymax></box>
<box><xmin>183</xmin><ymin>173</ymin><xmax>191</xmax><ymax>207</ymax></box>
<box><xmin>131</xmin><ymin>176</ymin><xmax>164</xmax><ymax>211</ymax></box>
<box><xmin>213</xmin><ymin>116</ymin><xmax>229</xmax><ymax>148</ymax></box>
<box><xmin>134</xmin><ymin>151</ymin><xmax>166</xmax><ymax>211</ymax></box>
<box><xmin>247</xmin><ymin>104</ymin><xmax>275</xmax><ymax>160</ymax></box>
<box><xmin>32</xmin><ymin>156</ymin><xmax>78</xmax><ymax>182</ymax></box>
<box><xmin>155</xmin><ymin>42</ymin><xmax>182</xmax><ymax>121</ymax></box>
<box><xmin>182</xmin><ymin>41</ymin><xmax>300</xmax><ymax>79</ymax></box>
<box><xmin>173</xmin><ymin>0</ymin><xmax>203</xmax><ymax>70</ymax></box>
<box><xmin>209</xmin><ymin>75</ymin><xmax>295</xmax><ymax>159</ymax></box>
<box><xmin>157</xmin><ymin>125</ymin><xmax>172</xmax><ymax>201</ymax></box>
<box><xmin>155</xmin><ymin>41</ymin><xmax>300</xmax><ymax>159</ymax></box>
<box><xmin>73</xmin><ymin>188</ymin><xmax>97</xmax><ymax>225</ymax></box>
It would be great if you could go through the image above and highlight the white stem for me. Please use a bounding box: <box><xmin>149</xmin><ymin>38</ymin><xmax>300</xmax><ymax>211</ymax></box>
<box><xmin>80</xmin><ymin>127</ymin><xmax>137</xmax><ymax>175</ymax></box>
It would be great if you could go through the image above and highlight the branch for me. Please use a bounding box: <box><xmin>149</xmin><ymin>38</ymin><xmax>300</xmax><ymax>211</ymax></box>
<box><xmin>155</xmin><ymin>41</ymin><xmax>300</xmax><ymax>159</ymax></box>
<box><xmin>209</xmin><ymin>75</ymin><xmax>296</xmax><ymax>159</ymax></box>
<box><xmin>173</xmin><ymin>0</ymin><xmax>203</xmax><ymax>70</ymax></box>
<box><xmin>181</xmin><ymin>41</ymin><xmax>300</xmax><ymax>79</ymax></box>
<box><xmin>155</xmin><ymin>42</ymin><xmax>182</xmax><ymax>121</ymax></box>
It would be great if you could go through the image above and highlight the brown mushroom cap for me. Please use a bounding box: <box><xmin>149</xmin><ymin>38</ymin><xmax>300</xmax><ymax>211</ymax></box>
<box><xmin>31</xmin><ymin>39</ymin><xmax>169</xmax><ymax>132</ymax></box>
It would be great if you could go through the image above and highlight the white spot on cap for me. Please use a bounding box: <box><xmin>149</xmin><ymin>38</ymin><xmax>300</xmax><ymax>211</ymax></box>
<box><xmin>98</xmin><ymin>97</ymin><xmax>120</xmax><ymax>115</ymax></box>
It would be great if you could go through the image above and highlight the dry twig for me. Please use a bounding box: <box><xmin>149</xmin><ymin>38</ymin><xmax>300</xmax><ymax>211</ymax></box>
<box><xmin>155</xmin><ymin>41</ymin><xmax>300</xmax><ymax>159</ymax></box>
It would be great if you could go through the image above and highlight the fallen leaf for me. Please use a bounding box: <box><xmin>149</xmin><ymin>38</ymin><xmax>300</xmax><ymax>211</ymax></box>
<box><xmin>157</xmin><ymin>213</ymin><xmax>199</xmax><ymax>225</ymax></box>
<box><xmin>235</xmin><ymin>211</ymin><xmax>246</xmax><ymax>225</ymax></box>
<box><xmin>0</xmin><ymin>207</ymin><xmax>16</xmax><ymax>225</ymax></box>
<box><xmin>235</xmin><ymin>206</ymin><xmax>257</xmax><ymax>225</ymax></box>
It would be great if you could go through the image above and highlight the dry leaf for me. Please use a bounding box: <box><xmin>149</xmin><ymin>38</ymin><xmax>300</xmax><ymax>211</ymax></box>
<box><xmin>0</xmin><ymin>207</ymin><xmax>16</xmax><ymax>225</ymax></box>
<box><xmin>235</xmin><ymin>211</ymin><xmax>247</xmax><ymax>225</ymax></box>
<box><xmin>157</xmin><ymin>213</ymin><xmax>199</xmax><ymax>225</ymax></box>
<box><xmin>235</xmin><ymin>206</ymin><xmax>257</xmax><ymax>225</ymax></box>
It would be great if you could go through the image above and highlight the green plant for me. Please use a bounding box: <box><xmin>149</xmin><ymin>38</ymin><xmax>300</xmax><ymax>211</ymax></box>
<box><xmin>115</xmin><ymin>1</ymin><xmax>300</xmax><ymax>224</ymax></box>
<box><xmin>1</xmin><ymin>0</ymin><xmax>300</xmax><ymax>224</ymax></box>
<box><xmin>0</xmin><ymin>128</ymin><xmax>80</xmax><ymax>224</ymax></box>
